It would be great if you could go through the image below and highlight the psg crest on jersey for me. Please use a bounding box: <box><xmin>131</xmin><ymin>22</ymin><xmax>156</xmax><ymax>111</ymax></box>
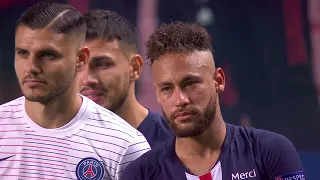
<box><xmin>76</xmin><ymin>157</ymin><xmax>105</xmax><ymax>180</ymax></box>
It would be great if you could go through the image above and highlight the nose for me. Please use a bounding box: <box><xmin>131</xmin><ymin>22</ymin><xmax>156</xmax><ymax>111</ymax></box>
<box><xmin>81</xmin><ymin>66</ymin><xmax>99</xmax><ymax>86</ymax></box>
<box><xmin>173</xmin><ymin>88</ymin><xmax>190</xmax><ymax>107</ymax></box>
<box><xmin>25</xmin><ymin>55</ymin><xmax>41</xmax><ymax>76</ymax></box>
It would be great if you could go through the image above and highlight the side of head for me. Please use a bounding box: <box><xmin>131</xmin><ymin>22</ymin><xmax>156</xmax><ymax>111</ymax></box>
<box><xmin>14</xmin><ymin>1</ymin><xmax>89</xmax><ymax>103</ymax></box>
<box><xmin>147</xmin><ymin>21</ymin><xmax>225</xmax><ymax>137</ymax></box>
<box><xmin>79</xmin><ymin>10</ymin><xmax>142</xmax><ymax>111</ymax></box>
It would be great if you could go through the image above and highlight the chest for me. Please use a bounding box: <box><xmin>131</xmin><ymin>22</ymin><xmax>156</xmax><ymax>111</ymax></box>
<box><xmin>0</xmin><ymin>132</ymin><xmax>122</xmax><ymax>180</ymax></box>
<box><xmin>149</xmin><ymin>155</ymin><xmax>264</xmax><ymax>180</ymax></box>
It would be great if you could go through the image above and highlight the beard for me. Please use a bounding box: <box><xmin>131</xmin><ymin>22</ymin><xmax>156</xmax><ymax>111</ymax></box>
<box><xmin>163</xmin><ymin>95</ymin><xmax>217</xmax><ymax>138</ymax></box>
<box><xmin>22</xmin><ymin>71</ymin><xmax>73</xmax><ymax>103</ymax></box>
<box><xmin>107</xmin><ymin>88</ymin><xmax>129</xmax><ymax>112</ymax></box>
<box><xmin>104</xmin><ymin>78</ymin><xmax>131</xmax><ymax>113</ymax></box>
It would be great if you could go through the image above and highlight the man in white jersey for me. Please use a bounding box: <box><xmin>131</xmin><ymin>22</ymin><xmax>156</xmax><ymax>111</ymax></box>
<box><xmin>0</xmin><ymin>1</ymin><xmax>150</xmax><ymax>180</ymax></box>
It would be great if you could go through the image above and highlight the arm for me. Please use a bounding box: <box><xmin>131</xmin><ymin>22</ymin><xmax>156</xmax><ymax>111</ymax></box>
<box><xmin>259</xmin><ymin>131</ymin><xmax>306</xmax><ymax>179</ymax></box>
<box><xmin>115</xmin><ymin>134</ymin><xmax>150</xmax><ymax>180</ymax></box>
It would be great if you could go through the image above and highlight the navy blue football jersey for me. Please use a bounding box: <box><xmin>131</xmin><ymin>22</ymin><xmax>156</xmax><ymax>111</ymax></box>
<box><xmin>122</xmin><ymin>123</ymin><xmax>306</xmax><ymax>180</ymax></box>
<box><xmin>137</xmin><ymin>110</ymin><xmax>173</xmax><ymax>148</ymax></box>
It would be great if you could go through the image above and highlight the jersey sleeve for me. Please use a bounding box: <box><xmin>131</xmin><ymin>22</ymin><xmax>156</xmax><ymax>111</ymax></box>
<box><xmin>115</xmin><ymin>134</ymin><xmax>151</xmax><ymax>180</ymax></box>
<box><xmin>259</xmin><ymin>131</ymin><xmax>306</xmax><ymax>179</ymax></box>
<box><xmin>121</xmin><ymin>152</ymin><xmax>153</xmax><ymax>180</ymax></box>
<box><xmin>121</xmin><ymin>159</ymin><xmax>143</xmax><ymax>180</ymax></box>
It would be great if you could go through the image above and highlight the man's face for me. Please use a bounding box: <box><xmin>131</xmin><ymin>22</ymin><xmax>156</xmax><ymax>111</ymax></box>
<box><xmin>152</xmin><ymin>51</ymin><xmax>225</xmax><ymax>137</ymax></box>
<box><xmin>14</xmin><ymin>26</ymin><xmax>80</xmax><ymax>102</ymax></box>
<box><xmin>79</xmin><ymin>39</ymin><xmax>131</xmax><ymax>111</ymax></box>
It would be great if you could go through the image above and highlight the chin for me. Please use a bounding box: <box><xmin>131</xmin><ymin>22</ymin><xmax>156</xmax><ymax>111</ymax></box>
<box><xmin>24</xmin><ymin>95</ymin><xmax>50</xmax><ymax>102</ymax></box>
<box><xmin>171</xmin><ymin>124</ymin><xmax>195</xmax><ymax>137</ymax></box>
<box><xmin>172</xmin><ymin>120</ymin><xmax>209</xmax><ymax>138</ymax></box>
<box><xmin>23</xmin><ymin>90</ymin><xmax>53</xmax><ymax>102</ymax></box>
<box><xmin>174</xmin><ymin>129</ymin><xmax>204</xmax><ymax>138</ymax></box>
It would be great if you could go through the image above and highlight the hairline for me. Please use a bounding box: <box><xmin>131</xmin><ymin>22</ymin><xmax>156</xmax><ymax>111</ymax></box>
<box><xmin>15</xmin><ymin>25</ymin><xmax>86</xmax><ymax>52</ymax></box>
<box><xmin>86</xmin><ymin>36</ymin><xmax>137</xmax><ymax>53</ymax></box>
<box><xmin>150</xmin><ymin>49</ymin><xmax>213</xmax><ymax>65</ymax></box>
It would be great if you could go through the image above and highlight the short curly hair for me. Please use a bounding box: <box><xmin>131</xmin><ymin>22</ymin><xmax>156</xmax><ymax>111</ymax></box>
<box><xmin>146</xmin><ymin>21</ymin><xmax>212</xmax><ymax>64</ymax></box>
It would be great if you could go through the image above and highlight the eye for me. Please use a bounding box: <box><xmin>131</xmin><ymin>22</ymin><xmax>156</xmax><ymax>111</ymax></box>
<box><xmin>41</xmin><ymin>52</ymin><xmax>56</xmax><ymax>60</ymax></box>
<box><xmin>160</xmin><ymin>87</ymin><xmax>171</xmax><ymax>92</ymax></box>
<box><xmin>17</xmin><ymin>50</ymin><xmax>28</xmax><ymax>57</ymax></box>
<box><xmin>185</xmin><ymin>81</ymin><xmax>197</xmax><ymax>87</ymax></box>
<box><xmin>95</xmin><ymin>61</ymin><xmax>113</xmax><ymax>69</ymax></box>
<box><xmin>160</xmin><ymin>86</ymin><xmax>174</xmax><ymax>95</ymax></box>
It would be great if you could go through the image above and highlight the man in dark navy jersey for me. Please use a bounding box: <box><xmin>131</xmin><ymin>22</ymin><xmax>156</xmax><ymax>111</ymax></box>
<box><xmin>78</xmin><ymin>10</ymin><xmax>172</xmax><ymax>148</ymax></box>
<box><xmin>122</xmin><ymin>21</ymin><xmax>306</xmax><ymax>180</ymax></box>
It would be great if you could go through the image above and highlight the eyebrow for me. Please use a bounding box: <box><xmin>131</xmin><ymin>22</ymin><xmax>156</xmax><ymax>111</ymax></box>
<box><xmin>15</xmin><ymin>47</ymin><xmax>61</xmax><ymax>54</ymax></box>
<box><xmin>156</xmin><ymin>74</ymin><xmax>202</xmax><ymax>87</ymax></box>
<box><xmin>91</xmin><ymin>55</ymin><xmax>113</xmax><ymax>63</ymax></box>
<box><xmin>15</xmin><ymin>47</ymin><xmax>32</xmax><ymax>52</ymax></box>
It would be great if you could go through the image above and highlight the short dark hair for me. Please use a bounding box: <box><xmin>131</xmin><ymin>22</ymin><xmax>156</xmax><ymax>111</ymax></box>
<box><xmin>146</xmin><ymin>21</ymin><xmax>212</xmax><ymax>64</ymax></box>
<box><xmin>16</xmin><ymin>1</ymin><xmax>86</xmax><ymax>35</ymax></box>
<box><xmin>85</xmin><ymin>10</ymin><xmax>137</xmax><ymax>50</ymax></box>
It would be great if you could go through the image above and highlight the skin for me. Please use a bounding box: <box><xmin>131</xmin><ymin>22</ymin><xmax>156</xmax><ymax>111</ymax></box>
<box><xmin>14</xmin><ymin>26</ymin><xmax>89</xmax><ymax>129</ymax></box>
<box><xmin>152</xmin><ymin>50</ymin><xmax>226</xmax><ymax>176</ymax></box>
<box><xmin>78</xmin><ymin>39</ymin><xmax>148</xmax><ymax>128</ymax></box>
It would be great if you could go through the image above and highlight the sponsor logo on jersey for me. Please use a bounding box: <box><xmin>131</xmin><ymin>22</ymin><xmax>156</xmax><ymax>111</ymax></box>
<box><xmin>273</xmin><ymin>171</ymin><xmax>305</xmax><ymax>180</ymax></box>
<box><xmin>232</xmin><ymin>169</ymin><xmax>257</xmax><ymax>180</ymax></box>
<box><xmin>76</xmin><ymin>157</ymin><xmax>105</xmax><ymax>180</ymax></box>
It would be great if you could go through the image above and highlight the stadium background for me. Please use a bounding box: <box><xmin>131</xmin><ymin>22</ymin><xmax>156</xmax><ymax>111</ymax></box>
<box><xmin>0</xmin><ymin>0</ymin><xmax>318</xmax><ymax>178</ymax></box>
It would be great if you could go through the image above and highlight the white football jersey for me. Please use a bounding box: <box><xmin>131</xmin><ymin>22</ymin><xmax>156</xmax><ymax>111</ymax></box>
<box><xmin>0</xmin><ymin>95</ymin><xmax>151</xmax><ymax>180</ymax></box>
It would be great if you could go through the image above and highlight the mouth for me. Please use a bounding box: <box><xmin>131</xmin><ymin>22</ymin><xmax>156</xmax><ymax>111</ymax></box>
<box><xmin>174</xmin><ymin>112</ymin><xmax>194</xmax><ymax>121</ymax></box>
<box><xmin>80</xmin><ymin>90</ymin><xmax>105</xmax><ymax>103</ymax></box>
<box><xmin>23</xmin><ymin>79</ymin><xmax>46</xmax><ymax>87</ymax></box>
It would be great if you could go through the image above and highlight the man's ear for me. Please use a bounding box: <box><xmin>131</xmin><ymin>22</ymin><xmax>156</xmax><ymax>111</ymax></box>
<box><xmin>214</xmin><ymin>67</ymin><xmax>225</xmax><ymax>93</ymax></box>
<box><xmin>130</xmin><ymin>54</ymin><xmax>144</xmax><ymax>81</ymax></box>
<box><xmin>76</xmin><ymin>46</ymin><xmax>90</xmax><ymax>72</ymax></box>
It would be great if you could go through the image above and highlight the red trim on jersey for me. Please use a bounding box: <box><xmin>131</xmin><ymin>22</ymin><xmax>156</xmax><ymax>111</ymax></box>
<box><xmin>199</xmin><ymin>173</ymin><xmax>212</xmax><ymax>180</ymax></box>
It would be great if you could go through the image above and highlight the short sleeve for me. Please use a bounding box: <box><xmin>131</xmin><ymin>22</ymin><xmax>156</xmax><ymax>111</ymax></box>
<box><xmin>121</xmin><ymin>149</ymin><xmax>156</xmax><ymax>180</ymax></box>
<box><xmin>259</xmin><ymin>131</ymin><xmax>306</xmax><ymax>179</ymax></box>
<box><xmin>115</xmin><ymin>134</ymin><xmax>150</xmax><ymax>180</ymax></box>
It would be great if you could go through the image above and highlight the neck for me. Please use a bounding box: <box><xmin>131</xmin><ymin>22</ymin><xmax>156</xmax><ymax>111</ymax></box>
<box><xmin>25</xmin><ymin>87</ymin><xmax>82</xmax><ymax>129</ymax></box>
<box><xmin>114</xmin><ymin>85</ymin><xmax>148</xmax><ymax>129</ymax></box>
<box><xmin>175</xmin><ymin>110</ymin><xmax>226</xmax><ymax>157</ymax></box>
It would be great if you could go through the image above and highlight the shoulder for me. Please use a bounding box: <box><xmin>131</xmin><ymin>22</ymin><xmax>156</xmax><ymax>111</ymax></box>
<box><xmin>0</xmin><ymin>96</ymin><xmax>24</xmax><ymax>109</ymax></box>
<box><xmin>125</xmin><ymin>138</ymin><xmax>170</xmax><ymax>170</ymax></box>
<box><xmin>144</xmin><ymin>110</ymin><xmax>172</xmax><ymax>133</ymax></box>
<box><xmin>231</xmin><ymin>125</ymin><xmax>304</xmax><ymax>178</ymax></box>
<box><xmin>88</xmin><ymin>101</ymin><xmax>142</xmax><ymax>137</ymax></box>
<box><xmin>0</xmin><ymin>96</ymin><xmax>24</xmax><ymax>114</ymax></box>
<box><xmin>232</xmin><ymin>124</ymin><xmax>293</xmax><ymax>149</ymax></box>
<box><xmin>84</xmin><ymin>98</ymin><xmax>149</xmax><ymax>150</ymax></box>
<box><xmin>122</xmin><ymin>142</ymin><xmax>168</xmax><ymax>180</ymax></box>
<box><xmin>139</xmin><ymin>110</ymin><xmax>173</xmax><ymax>147</ymax></box>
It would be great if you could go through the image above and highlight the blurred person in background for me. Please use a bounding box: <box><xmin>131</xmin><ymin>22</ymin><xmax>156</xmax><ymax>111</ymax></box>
<box><xmin>78</xmin><ymin>9</ymin><xmax>173</xmax><ymax>148</ymax></box>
